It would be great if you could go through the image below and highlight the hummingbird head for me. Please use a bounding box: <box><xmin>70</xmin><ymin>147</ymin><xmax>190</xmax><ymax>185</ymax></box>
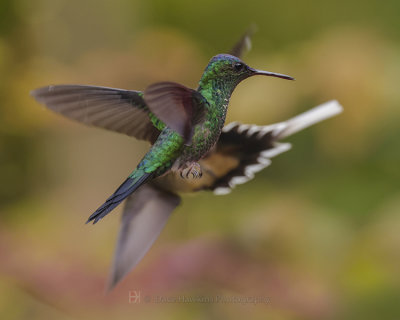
<box><xmin>198</xmin><ymin>54</ymin><xmax>294</xmax><ymax>93</ymax></box>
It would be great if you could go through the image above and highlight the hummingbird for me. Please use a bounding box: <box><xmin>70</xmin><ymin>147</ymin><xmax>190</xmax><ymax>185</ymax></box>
<box><xmin>32</xmin><ymin>38</ymin><xmax>294</xmax><ymax>225</ymax></box>
<box><xmin>31</xmin><ymin>30</ymin><xmax>343</xmax><ymax>289</ymax></box>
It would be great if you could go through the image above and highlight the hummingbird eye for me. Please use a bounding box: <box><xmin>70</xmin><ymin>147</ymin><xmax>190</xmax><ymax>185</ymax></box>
<box><xmin>234</xmin><ymin>62</ymin><xmax>245</xmax><ymax>72</ymax></box>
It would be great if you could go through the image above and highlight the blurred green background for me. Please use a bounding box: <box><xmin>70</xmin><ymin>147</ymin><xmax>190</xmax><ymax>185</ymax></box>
<box><xmin>0</xmin><ymin>0</ymin><xmax>399</xmax><ymax>319</ymax></box>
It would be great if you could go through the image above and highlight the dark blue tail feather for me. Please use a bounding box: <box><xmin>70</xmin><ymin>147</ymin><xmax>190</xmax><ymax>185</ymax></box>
<box><xmin>86</xmin><ymin>172</ymin><xmax>153</xmax><ymax>224</ymax></box>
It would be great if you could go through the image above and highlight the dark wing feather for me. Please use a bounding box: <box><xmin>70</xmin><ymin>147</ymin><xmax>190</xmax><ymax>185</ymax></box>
<box><xmin>229</xmin><ymin>25</ymin><xmax>256</xmax><ymax>59</ymax></box>
<box><xmin>144</xmin><ymin>82</ymin><xmax>205</xmax><ymax>143</ymax></box>
<box><xmin>31</xmin><ymin>85</ymin><xmax>160</xmax><ymax>143</ymax></box>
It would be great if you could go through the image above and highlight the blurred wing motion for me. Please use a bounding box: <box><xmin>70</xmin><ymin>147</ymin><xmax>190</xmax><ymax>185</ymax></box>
<box><xmin>229</xmin><ymin>25</ymin><xmax>257</xmax><ymax>58</ymax></box>
<box><xmin>108</xmin><ymin>184</ymin><xmax>180</xmax><ymax>290</ymax></box>
<box><xmin>31</xmin><ymin>85</ymin><xmax>160</xmax><ymax>143</ymax></box>
<box><xmin>109</xmin><ymin>100</ymin><xmax>343</xmax><ymax>289</ymax></box>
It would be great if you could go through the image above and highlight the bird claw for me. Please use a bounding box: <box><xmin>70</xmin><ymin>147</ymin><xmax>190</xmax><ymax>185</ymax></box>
<box><xmin>180</xmin><ymin>162</ymin><xmax>202</xmax><ymax>179</ymax></box>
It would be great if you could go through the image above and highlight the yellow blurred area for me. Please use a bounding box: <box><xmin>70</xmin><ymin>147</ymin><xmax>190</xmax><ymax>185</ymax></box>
<box><xmin>0</xmin><ymin>0</ymin><xmax>399</xmax><ymax>319</ymax></box>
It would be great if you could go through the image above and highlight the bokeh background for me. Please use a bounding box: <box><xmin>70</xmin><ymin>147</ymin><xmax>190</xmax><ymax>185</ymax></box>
<box><xmin>0</xmin><ymin>0</ymin><xmax>399</xmax><ymax>319</ymax></box>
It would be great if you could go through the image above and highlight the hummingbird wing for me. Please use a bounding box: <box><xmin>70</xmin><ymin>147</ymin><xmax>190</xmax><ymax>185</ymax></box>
<box><xmin>153</xmin><ymin>100</ymin><xmax>343</xmax><ymax>194</ymax></box>
<box><xmin>144</xmin><ymin>82</ymin><xmax>206</xmax><ymax>143</ymax></box>
<box><xmin>229</xmin><ymin>25</ymin><xmax>256</xmax><ymax>59</ymax></box>
<box><xmin>31</xmin><ymin>85</ymin><xmax>161</xmax><ymax>143</ymax></box>
<box><xmin>108</xmin><ymin>183</ymin><xmax>180</xmax><ymax>290</ymax></box>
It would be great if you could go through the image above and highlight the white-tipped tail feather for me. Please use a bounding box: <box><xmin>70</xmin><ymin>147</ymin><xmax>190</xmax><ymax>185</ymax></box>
<box><xmin>213</xmin><ymin>100</ymin><xmax>343</xmax><ymax>195</ymax></box>
<box><xmin>273</xmin><ymin>100</ymin><xmax>343</xmax><ymax>140</ymax></box>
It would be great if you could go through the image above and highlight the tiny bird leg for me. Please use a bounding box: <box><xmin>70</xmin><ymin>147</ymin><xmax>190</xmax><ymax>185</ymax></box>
<box><xmin>180</xmin><ymin>162</ymin><xmax>202</xmax><ymax>179</ymax></box>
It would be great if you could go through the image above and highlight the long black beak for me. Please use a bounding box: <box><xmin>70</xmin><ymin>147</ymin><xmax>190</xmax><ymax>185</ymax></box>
<box><xmin>251</xmin><ymin>68</ymin><xmax>295</xmax><ymax>80</ymax></box>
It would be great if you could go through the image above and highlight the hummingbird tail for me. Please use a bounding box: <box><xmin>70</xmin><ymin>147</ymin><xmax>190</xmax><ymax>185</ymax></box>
<box><xmin>272</xmin><ymin>100</ymin><xmax>343</xmax><ymax>140</ymax></box>
<box><xmin>190</xmin><ymin>100</ymin><xmax>343</xmax><ymax>195</ymax></box>
<box><xmin>86</xmin><ymin>172</ymin><xmax>154</xmax><ymax>224</ymax></box>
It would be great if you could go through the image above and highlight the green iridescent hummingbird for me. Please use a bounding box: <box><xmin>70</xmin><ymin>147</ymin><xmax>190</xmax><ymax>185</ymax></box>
<box><xmin>32</xmin><ymin>42</ymin><xmax>293</xmax><ymax>224</ymax></box>
<box><xmin>32</xmin><ymin>31</ymin><xmax>342</xmax><ymax>289</ymax></box>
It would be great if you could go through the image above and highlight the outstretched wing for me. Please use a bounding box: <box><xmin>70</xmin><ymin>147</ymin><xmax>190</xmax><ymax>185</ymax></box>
<box><xmin>153</xmin><ymin>100</ymin><xmax>343</xmax><ymax>194</ymax></box>
<box><xmin>108</xmin><ymin>184</ymin><xmax>180</xmax><ymax>290</ymax></box>
<box><xmin>31</xmin><ymin>85</ymin><xmax>161</xmax><ymax>143</ymax></box>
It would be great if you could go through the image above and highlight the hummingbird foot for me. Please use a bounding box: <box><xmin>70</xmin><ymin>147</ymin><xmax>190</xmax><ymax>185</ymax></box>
<box><xmin>180</xmin><ymin>162</ymin><xmax>203</xmax><ymax>179</ymax></box>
